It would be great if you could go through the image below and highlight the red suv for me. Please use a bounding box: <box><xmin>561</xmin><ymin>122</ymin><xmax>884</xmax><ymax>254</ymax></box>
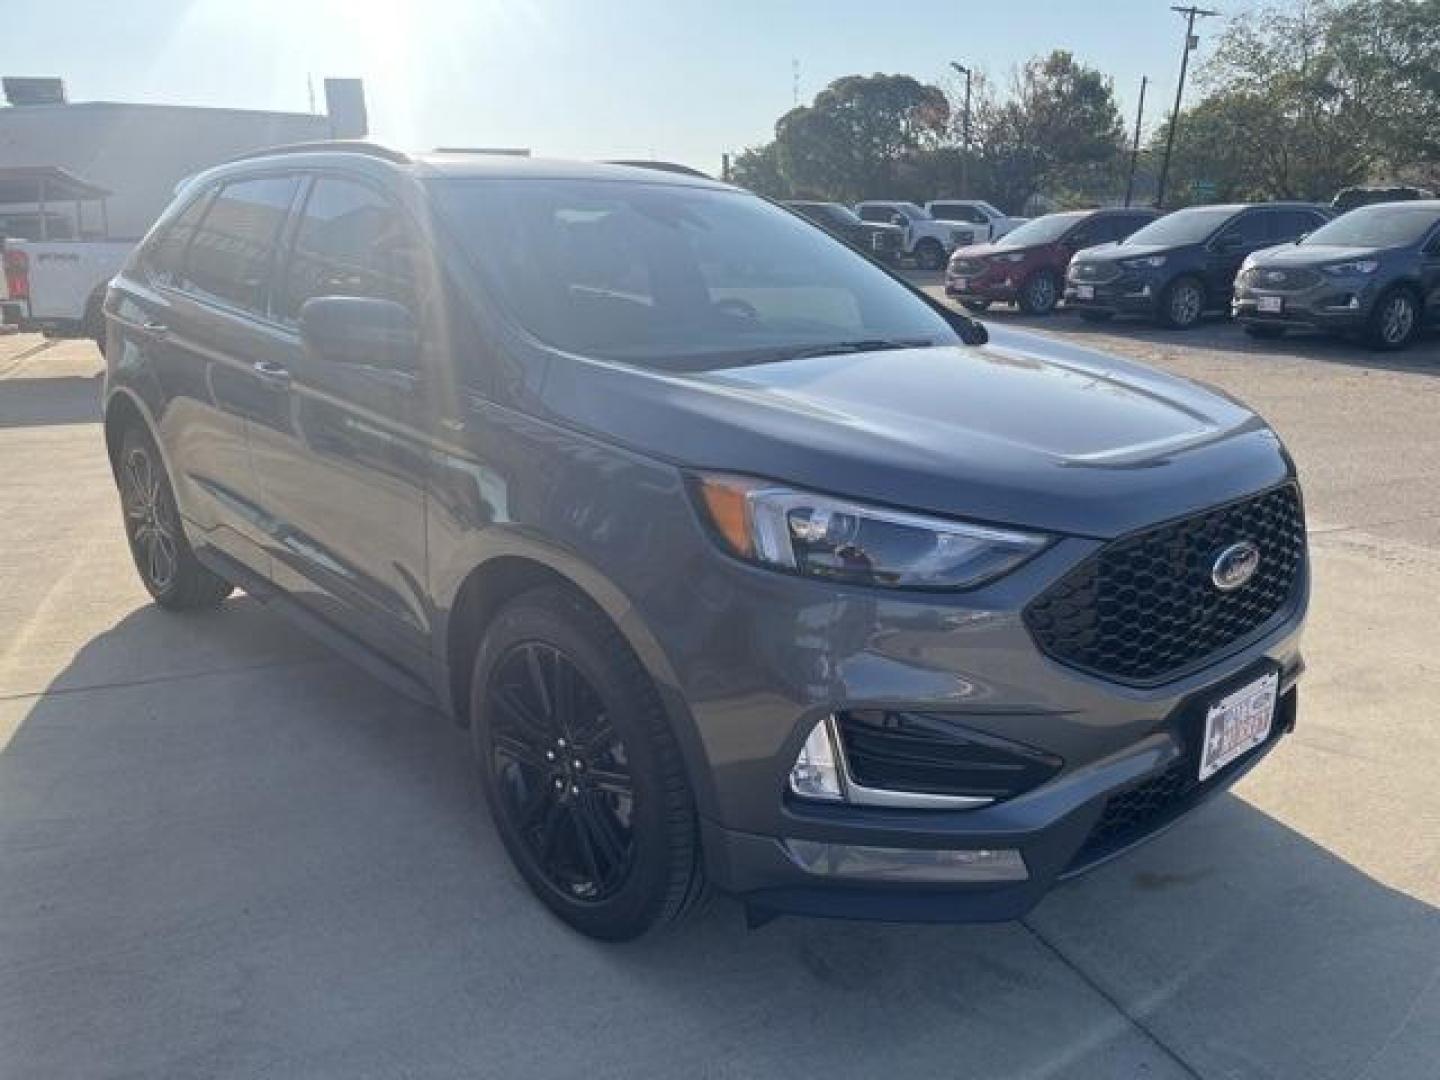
<box><xmin>946</xmin><ymin>208</ymin><xmax>1158</xmax><ymax>315</ymax></box>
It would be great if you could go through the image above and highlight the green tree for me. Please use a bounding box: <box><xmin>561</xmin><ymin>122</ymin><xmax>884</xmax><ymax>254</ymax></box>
<box><xmin>728</xmin><ymin>143</ymin><xmax>788</xmax><ymax>198</ymax></box>
<box><xmin>975</xmin><ymin>51</ymin><xmax>1127</xmax><ymax>212</ymax></box>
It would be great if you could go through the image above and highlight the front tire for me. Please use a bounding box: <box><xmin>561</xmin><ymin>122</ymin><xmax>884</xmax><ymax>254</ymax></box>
<box><xmin>1159</xmin><ymin>276</ymin><xmax>1206</xmax><ymax>329</ymax></box>
<box><xmin>1017</xmin><ymin>271</ymin><xmax>1060</xmax><ymax>315</ymax></box>
<box><xmin>914</xmin><ymin>239</ymin><xmax>946</xmax><ymax>272</ymax></box>
<box><xmin>117</xmin><ymin>427</ymin><xmax>233</xmax><ymax>610</ymax></box>
<box><xmin>1366</xmin><ymin>287</ymin><xmax>1420</xmax><ymax>350</ymax></box>
<box><xmin>470</xmin><ymin>586</ymin><xmax>704</xmax><ymax>941</ymax></box>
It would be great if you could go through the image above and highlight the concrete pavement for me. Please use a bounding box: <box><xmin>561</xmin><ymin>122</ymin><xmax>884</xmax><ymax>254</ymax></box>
<box><xmin>2</xmin><ymin>332</ymin><xmax>1437</xmax><ymax>1078</ymax></box>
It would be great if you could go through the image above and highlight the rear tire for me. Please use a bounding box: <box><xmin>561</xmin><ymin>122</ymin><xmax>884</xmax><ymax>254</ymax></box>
<box><xmin>1244</xmin><ymin>324</ymin><xmax>1286</xmax><ymax>340</ymax></box>
<box><xmin>1365</xmin><ymin>287</ymin><xmax>1420</xmax><ymax>350</ymax></box>
<box><xmin>1017</xmin><ymin>271</ymin><xmax>1060</xmax><ymax>315</ymax></box>
<box><xmin>470</xmin><ymin>586</ymin><xmax>704</xmax><ymax>941</ymax></box>
<box><xmin>116</xmin><ymin>426</ymin><xmax>232</xmax><ymax>610</ymax></box>
<box><xmin>1159</xmin><ymin>276</ymin><xmax>1206</xmax><ymax>329</ymax></box>
<box><xmin>914</xmin><ymin>239</ymin><xmax>946</xmax><ymax>272</ymax></box>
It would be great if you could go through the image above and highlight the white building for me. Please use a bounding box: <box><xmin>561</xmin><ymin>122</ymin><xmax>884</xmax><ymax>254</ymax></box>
<box><xmin>0</xmin><ymin>84</ymin><xmax>365</xmax><ymax>239</ymax></box>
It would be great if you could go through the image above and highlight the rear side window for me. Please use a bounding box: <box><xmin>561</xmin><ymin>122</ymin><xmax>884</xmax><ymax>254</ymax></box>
<box><xmin>1228</xmin><ymin>212</ymin><xmax>1269</xmax><ymax>245</ymax></box>
<box><xmin>1112</xmin><ymin>214</ymin><xmax>1154</xmax><ymax>241</ymax></box>
<box><xmin>144</xmin><ymin>191</ymin><xmax>212</xmax><ymax>284</ymax></box>
<box><xmin>1274</xmin><ymin>209</ymin><xmax>1324</xmax><ymax>240</ymax></box>
<box><xmin>183</xmin><ymin>175</ymin><xmax>301</xmax><ymax>314</ymax></box>
<box><xmin>277</xmin><ymin>177</ymin><xmax>417</xmax><ymax>322</ymax></box>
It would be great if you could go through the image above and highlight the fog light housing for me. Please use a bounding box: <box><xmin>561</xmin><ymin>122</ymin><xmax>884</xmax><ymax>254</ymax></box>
<box><xmin>784</xmin><ymin>840</ymin><xmax>1028</xmax><ymax>883</ymax></box>
<box><xmin>788</xmin><ymin>717</ymin><xmax>844</xmax><ymax>801</ymax></box>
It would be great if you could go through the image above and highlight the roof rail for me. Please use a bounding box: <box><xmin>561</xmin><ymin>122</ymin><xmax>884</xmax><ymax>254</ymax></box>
<box><xmin>225</xmin><ymin>140</ymin><xmax>410</xmax><ymax>165</ymax></box>
<box><xmin>605</xmin><ymin>160</ymin><xmax>713</xmax><ymax>179</ymax></box>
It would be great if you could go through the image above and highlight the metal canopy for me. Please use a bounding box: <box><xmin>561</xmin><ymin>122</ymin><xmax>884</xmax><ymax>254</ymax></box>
<box><xmin>0</xmin><ymin>165</ymin><xmax>110</xmax><ymax>205</ymax></box>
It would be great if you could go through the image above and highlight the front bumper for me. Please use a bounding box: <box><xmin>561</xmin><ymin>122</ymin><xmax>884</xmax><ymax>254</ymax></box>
<box><xmin>1064</xmin><ymin>270</ymin><xmax>1161</xmax><ymax>314</ymax></box>
<box><xmin>945</xmin><ymin>264</ymin><xmax>1021</xmax><ymax>302</ymax></box>
<box><xmin>656</xmin><ymin>513</ymin><xmax>1308</xmax><ymax>923</ymax></box>
<box><xmin>1233</xmin><ymin>278</ymin><xmax>1377</xmax><ymax>329</ymax></box>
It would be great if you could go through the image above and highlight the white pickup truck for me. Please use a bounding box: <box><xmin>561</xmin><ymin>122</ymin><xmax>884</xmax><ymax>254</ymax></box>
<box><xmin>854</xmin><ymin>201</ymin><xmax>974</xmax><ymax>270</ymax></box>
<box><xmin>925</xmin><ymin>200</ymin><xmax>1028</xmax><ymax>243</ymax></box>
<box><xmin>0</xmin><ymin>170</ymin><xmax>133</xmax><ymax>345</ymax></box>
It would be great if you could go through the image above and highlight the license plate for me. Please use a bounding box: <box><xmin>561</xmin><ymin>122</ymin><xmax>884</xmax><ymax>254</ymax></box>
<box><xmin>1257</xmin><ymin>295</ymin><xmax>1283</xmax><ymax>314</ymax></box>
<box><xmin>1198</xmin><ymin>671</ymin><xmax>1279</xmax><ymax>781</ymax></box>
<box><xmin>1075</xmin><ymin>284</ymin><xmax>1095</xmax><ymax>300</ymax></box>
<box><xmin>951</xmin><ymin>277</ymin><xmax>968</xmax><ymax>291</ymax></box>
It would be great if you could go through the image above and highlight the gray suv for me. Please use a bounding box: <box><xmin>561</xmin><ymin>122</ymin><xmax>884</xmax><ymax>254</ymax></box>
<box><xmin>1234</xmin><ymin>201</ymin><xmax>1440</xmax><ymax>349</ymax></box>
<box><xmin>102</xmin><ymin>144</ymin><xmax>1308</xmax><ymax>940</ymax></box>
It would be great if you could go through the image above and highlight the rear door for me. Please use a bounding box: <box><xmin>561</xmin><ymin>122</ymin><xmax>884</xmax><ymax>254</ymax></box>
<box><xmin>245</xmin><ymin>172</ymin><xmax>433</xmax><ymax>668</ymax></box>
<box><xmin>108</xmin><ymin>175</ymin><xmax>301</xmax><ymax>574</ymax></box>
<box><xmin>1420</xmin><ymin>225</ymin><xmax>1440</xmax><ymax>324</ymax></box>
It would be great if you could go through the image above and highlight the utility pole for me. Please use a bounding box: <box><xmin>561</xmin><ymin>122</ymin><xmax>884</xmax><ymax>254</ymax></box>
<box><xmin>1155</xmin><ymin>5</ymin><xmax>1220</xmax><ymax>209</ymax></box>
<box><xmin>1125</xmin><ymin>75</ymin><xmax>1148</xmax><ymax>207</ymax></box>
<box><xmin>950</xmin><ymin>61</ymin><xmax>972</xmax><ymax>198</ymax></box>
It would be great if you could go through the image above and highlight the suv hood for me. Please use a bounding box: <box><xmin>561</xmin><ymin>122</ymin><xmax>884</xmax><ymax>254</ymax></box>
<box><xmin>952</xmin><ymin>241</ymin><xmax>1037</xmax><ymax>260</ymax></box>
<box><xmin>542</xmin><ymin>325</ymin><xmax>1290</xmax><ymax>539</ymax></box>
<box><xmin>1081</xmin><ymin>242</ymin><xmax>1178</xmax><ymax>263</ymax></box>
<box><xmin>1252</xmin><ymin>243</ymin><xmax>1386</xmax><ymax>266</ymax></box>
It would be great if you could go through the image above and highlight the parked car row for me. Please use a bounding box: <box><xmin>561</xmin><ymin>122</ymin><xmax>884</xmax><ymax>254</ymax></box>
<box><xmin>942</xmin><ymin>199</ymin><xmax>1440</xmax><ymax>350</ymax></box>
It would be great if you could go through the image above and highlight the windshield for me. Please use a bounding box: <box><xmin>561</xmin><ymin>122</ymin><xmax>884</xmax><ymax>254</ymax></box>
<box><xmin>429</xmin><ymin>179</ymin><xmax>958</xmax><ymax>369</ymax></box>
<box><xmin>1124</xmin><ymin>206</ymin><xmax>1237</xmax><ymax>247</ymax></box>
<box><xmin>1304</xmin><ymin>204</ymin><xmax>1439</xmax><ymax>248</ymax></box>
<box><xmin>996</xmin><ymin>212</ymin><xmax>1087</xmax><ymax>247</ymax></box>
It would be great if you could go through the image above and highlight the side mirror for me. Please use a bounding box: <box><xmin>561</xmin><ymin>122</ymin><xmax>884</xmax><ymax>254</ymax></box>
<box><xmin>299</xmin><ymin>296</ymin><xmax>419</xmax><ymax>370</ymax></box>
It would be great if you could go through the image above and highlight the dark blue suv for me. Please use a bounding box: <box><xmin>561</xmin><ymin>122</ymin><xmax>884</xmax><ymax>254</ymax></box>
<box><xmin>1066</xmin><ymin>202</ymin><xmax>1332</xmax><ymax>329</ymax></box>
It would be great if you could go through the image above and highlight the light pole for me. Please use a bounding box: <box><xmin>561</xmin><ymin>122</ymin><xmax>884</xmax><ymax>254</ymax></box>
<box><xmin>950</xmin><ymin>61</ymin><xmax>972</xmax><ymax>198</ymax></box>
<box><xmin>1156</xmin><ymin>5</ymin><xmax>1220</xmax><ymax>209</ymax></box>
<box><xmin>1125</xmin><ymin>75</ymin><xmax>1148</xmax><ymax>207</ymax></box>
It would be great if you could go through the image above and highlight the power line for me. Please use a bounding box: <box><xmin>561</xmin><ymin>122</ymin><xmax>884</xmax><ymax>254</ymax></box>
<box><xmin>1125</xmin><ymin>75</ymin><xmax>1148</xmax><ymax>207</ymax></box>
<box><xmin>1155</xmin><ymin>5</ymin><xmax>1221</xmax><ymax>209</ymax></box>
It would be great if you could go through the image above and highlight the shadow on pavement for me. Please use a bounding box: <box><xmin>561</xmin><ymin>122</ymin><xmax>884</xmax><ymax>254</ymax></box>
<box><xmin>2</xmin><ymin>602</ymin><xmax>1437</xmax><ymax>1077</ymax></box>
<box><xmin>0</xmin><ymin>373</ymin><xmax>103</xmax><ymax>428</ymax></box>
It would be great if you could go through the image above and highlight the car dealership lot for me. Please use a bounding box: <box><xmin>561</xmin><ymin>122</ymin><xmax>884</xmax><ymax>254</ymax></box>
<box><xmin>2</xmin><ymin>329</ymin><xmax>1438</xmax><ymax>1077</ymax></box>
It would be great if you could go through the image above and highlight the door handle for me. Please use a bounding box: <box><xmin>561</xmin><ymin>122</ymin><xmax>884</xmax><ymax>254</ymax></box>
<box><xmin>252</xmin><ymin>360</ymin><xmax>292</xmax><ymax>390</ymax></box>
<box><xmin>142</xmin><ymin>320</ymin><xmax>169</xmax><ymax>337</ymax></box>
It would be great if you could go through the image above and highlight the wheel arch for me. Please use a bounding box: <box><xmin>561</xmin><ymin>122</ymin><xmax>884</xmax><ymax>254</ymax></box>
<box><xmin>103</xmin><ymin>387</ymin><xmax>155</xmax><ymax>474</ymax></box>
<box><xmin>438</xmin><ymin>548</ymin><xmax>718</xmax><ymax>818</ymax></box>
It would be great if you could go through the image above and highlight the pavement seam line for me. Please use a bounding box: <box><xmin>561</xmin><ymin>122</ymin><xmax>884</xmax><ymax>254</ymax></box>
<box><xmin>1020</xmin><ymin>916</ymin><xmax>1205</xmax><ymax>1080</ymax></box>
<box><xmin>0</xmin><ymin>656</ymin><xmax>337</xmax><ymax>703</ymax></box>
<box><xmin>0</xmin><ymin>339</ymin><xmax>58</xmax><ymax>379</ymax></box>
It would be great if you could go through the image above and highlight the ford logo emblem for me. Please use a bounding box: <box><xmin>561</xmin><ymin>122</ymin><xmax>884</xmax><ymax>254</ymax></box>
<box><xmin>1266</xmin><ymin>270</ymin><xmax>1285</xmax><ymax>283</ymax></box>
<box><xmin>1212</xmin><ymin>541</ymin><xmax>1261</xmax><ymax>592</ymax></box>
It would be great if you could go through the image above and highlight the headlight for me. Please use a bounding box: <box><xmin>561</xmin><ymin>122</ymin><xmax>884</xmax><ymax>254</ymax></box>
<box><xmin>1122</xmin><ymin>255</ymin><xmax>1167</xmax><ymax>269</ymax></box>
<box><xmin>1323</xmin><ymin>259</ymin><xmax>1379</xmax><ymax>276</ymax></box>
<box><xmin>692</xmin><ymin>474</ymin><xmax>1049</xmax><ymax>590</ymax></box>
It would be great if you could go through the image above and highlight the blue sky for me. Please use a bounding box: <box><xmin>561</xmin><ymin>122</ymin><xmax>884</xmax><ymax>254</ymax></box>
<box><xmin>11</xmin><ymin>0</ymin><xmax>1247</xmax><ymax>172</ymax></box>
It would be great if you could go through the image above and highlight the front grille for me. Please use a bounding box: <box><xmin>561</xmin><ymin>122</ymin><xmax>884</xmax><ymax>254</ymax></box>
<box><xmin>949</xmin><ymin>257</ymin><xmax>986</xmax><ymax>275</ymax></box>
<box><xmin>1067</xmin><ymin>684</ymin><xmax>1295</xmax><ymax>871</ymax></box>
<box><xmin>1240</xmin><ymin>267</ymin><xmax>1322</xmax><ymax>291</ymax></box>
<box><xmin>1069</xmin><ymin>261</ymin><xmax>1120</xmax><ymax>284</ymax></box>
<box><xmin>1024</xmin><ymin>484</ymin><xmax>1306</xmax><ymax>686</ymax></box>
<box><xmin>835</xmin><ymin>710</ymin><xmax>1061</xmax><ymax>800</ymax></box>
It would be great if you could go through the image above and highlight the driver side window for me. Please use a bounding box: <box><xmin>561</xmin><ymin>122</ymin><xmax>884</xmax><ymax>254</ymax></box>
<box><xmin>277</xmin><ymin>176</ymin><xmax>418</xmax><ymax>325</ymax></box>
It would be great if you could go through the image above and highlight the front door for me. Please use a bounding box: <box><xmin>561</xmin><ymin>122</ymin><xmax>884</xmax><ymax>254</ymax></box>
<box><xmin>244</xmin><ymin>173</ymin><xmax>433</xmax><ymax>669</ymax></box>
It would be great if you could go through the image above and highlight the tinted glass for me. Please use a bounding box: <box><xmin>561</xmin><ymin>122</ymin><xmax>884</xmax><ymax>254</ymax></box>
<box><xmin>1125</xmin><ymin>206</ymin><xmax>1237</xmax><ymax>246</ymax></box>
<box><xmin>182</xmin><ymin>175</ymin><xmax>299</xmax><ymax>312</ymax></box>
<box><xmin>1225</xmin><ymin>212</ymin><xmax>1269</xmax><ymax>245</ymax></box>
<box><xmin>144</xmin><ymin>190</ymin><xmax>211</xmax><ymax>282</ymax></box>
<box><xmin>279</xmin><ymin>177</ymin><xmax>417</xmax><ymax>322</ymax></box>
<box><xmin>1303</xmin><ymin>204</ymin><xmax>1440</xmax><ymax>248</ymax></box>
<box><xmin>1115</xmin><ymin>214</ymin><xmax>1155</xmax><ymax>240</ymax></box>
<box><xmin>1274</xmin><ymin>210</ymin><xmax>1323</xmax><ymax>240</ymax></box>
<box><xmin>429</xmin><ymin>179</ymin><xmax>958</xmax><ymax>370</ymax></box>
<box><xmin>858</xmin><ymin>205</ymin><xmax>899</xmax><ymax>223</ymax></box>
<box><xmin>996</xmin><ymin>212</ymin><xmax>1088</xmax><ymax>247</ymax></box>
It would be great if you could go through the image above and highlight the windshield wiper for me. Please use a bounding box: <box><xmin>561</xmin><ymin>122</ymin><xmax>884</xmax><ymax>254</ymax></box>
<box><xmin>778</xmin><ymin>337</ymin><xmax>937</xmax><ymax>362</ymax></box>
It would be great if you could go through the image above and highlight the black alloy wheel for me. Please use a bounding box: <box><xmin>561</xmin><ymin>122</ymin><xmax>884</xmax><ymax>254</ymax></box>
<box><xmin>485</xmin><ymin>641</ymin><xmax>637</xmax><ymax>904</ymax></box>
<box><xmin>117</xmin><ymin>426</ymin><xmax>232</xmax><ymax>609</ymax></box>
<box><xmin>471</xmin><ymin>587</ymin><xmax>703</xmax><ymax>940</ymax></box>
